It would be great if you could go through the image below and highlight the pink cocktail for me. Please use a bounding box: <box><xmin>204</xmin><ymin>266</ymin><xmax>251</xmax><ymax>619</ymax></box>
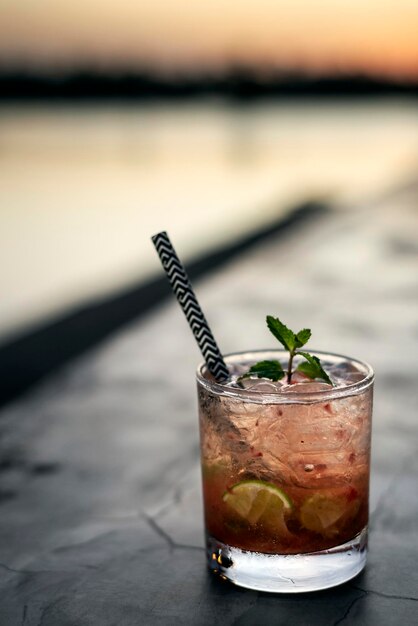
<box><xmin>197</xmin><ymin>350</ymin><xmax>373</xmax><ymax>592</ymax></box>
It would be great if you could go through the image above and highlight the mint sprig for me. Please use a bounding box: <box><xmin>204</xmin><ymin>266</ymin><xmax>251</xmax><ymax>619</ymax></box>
<box><xmin>242</xmin><ymin>316</ymin><xmax>333</xmax><ymax>385</ymax></box>
<box><xmin>266</xmin><ymin>316</ymin><xmax>311</xmax><ymax>353</ymax></box>
<box><xmin>266</xmin><ymin>315</ymin><xmax>312</xmax><ymax>383</ymax></box>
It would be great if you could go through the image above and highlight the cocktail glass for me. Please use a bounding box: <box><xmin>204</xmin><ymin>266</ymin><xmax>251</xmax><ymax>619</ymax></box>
<box><xmin>197</xmin><ymin>350</ymin><xmax>374</xmax><ymax>592</ymax></box>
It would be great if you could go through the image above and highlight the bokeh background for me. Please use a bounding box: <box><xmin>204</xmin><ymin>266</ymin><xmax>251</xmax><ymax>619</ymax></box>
<box><xmin>1</xmin><ymin>0</ymin><xmax>417</xmax><ymax>403</ymax></box>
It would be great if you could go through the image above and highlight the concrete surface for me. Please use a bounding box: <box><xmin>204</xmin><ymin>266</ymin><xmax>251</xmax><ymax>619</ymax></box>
<box><xmin>0</xmin><ymin>181</ymin><xmax>417</xmax><ymax>625</ymax></box>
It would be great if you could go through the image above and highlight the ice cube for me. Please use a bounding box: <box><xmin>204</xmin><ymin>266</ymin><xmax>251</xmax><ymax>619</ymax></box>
<box><xmin>328</xmin><ymin>361</ymin><xmax>365</xmax><ymax>386</ymax></box>
<box><xmin>288</xmin><ymin>451</ymin><xmax>355</xmax><ymax>487</ymax></box>
<box><xmin>238</xmin><ymin>377</ymin><xmax>284</xmax><ymax>393</ymax></box>
<box><xmin>344</xmin><ymin>372</ymin><xmax>365</xmax><ymax>384</ymax></box>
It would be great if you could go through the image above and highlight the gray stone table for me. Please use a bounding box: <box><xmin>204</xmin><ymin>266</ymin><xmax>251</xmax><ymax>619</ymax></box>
<box><xmin>1</xmin><ymin>182</ymin><xmax>418</xmax><ymax>625</ymax></box>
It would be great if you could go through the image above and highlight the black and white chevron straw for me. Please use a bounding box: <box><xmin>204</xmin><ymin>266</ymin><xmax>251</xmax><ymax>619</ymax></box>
<box><xmin>151</xmin><ymin>231</ymin><xmax>229</xmax><ymax>382</ymax></box>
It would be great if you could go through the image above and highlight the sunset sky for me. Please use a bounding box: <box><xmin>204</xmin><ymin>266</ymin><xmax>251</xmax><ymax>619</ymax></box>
<box><xmin>1</xmin><ymin>0</ymin><xmax>418</xmax><ymax>78</ymax></box>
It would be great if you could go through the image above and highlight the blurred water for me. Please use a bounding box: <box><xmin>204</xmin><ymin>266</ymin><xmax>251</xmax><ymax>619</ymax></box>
<box><xmin>0</xmin><ymin>100</ymin><xmax>417</xmax><ymax>340</ymax></box>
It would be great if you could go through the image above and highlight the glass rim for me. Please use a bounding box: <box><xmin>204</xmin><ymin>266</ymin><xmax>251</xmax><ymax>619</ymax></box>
<box><xmin>196</xmin><ymin>349</ymin><xmax>374</xmax><ymax>404</ymax></box>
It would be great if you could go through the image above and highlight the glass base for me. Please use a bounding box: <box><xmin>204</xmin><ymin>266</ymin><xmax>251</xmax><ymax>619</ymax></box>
<box><xmin>207</xmin><ymin>527</ymin><xmax>368</xmax><ymax>593</ymax></box>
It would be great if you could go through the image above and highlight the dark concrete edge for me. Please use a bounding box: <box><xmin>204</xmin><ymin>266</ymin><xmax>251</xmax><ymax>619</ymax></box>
<box><xmin>0</xmin><ymin>201</ymin><xmax>328</xmax><ymax>408</ymax></box>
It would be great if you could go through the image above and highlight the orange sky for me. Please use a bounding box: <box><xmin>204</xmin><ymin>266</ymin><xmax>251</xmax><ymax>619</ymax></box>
<box><xmin>1</xmin><ymin>0</ymin><xmax>418</xmax><ymax>78</ymax></box>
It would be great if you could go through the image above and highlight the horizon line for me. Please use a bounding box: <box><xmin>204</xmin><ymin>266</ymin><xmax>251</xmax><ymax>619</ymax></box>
<box><xmin>1</xmin><ymin>65</ymin><xmax>418</xmax><ymax>83</ymax></box>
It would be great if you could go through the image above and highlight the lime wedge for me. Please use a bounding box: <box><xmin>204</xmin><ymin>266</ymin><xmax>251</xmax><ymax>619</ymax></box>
<box><xmin>223</xmin><ymin>480</ymin><xmax>292</xmax><ymax>528</ymax></box>
<box><xmin>300</xmin><ymin>494</ymin><xmax>359</xmax><ymax>537</ymax></box>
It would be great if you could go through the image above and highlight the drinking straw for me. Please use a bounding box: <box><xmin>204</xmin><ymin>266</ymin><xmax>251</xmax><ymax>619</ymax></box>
<box><xmin>151</xmin><ymin>231</ymin><xmax>229</xmax><ymax>382</ymax></box>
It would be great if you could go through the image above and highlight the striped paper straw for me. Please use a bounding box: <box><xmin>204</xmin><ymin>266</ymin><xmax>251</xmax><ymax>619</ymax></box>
<box><xmin>151</xmin><ymin>231</ymin><xmax>229</xmax><ymax>382</ymax></box>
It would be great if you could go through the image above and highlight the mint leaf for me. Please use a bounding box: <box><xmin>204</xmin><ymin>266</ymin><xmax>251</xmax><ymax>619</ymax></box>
<box><xmin>295</xmin><ymin>328</ymin><xmax>311</xmax><ymax>348</ymax></box>
<box><xmin>297</xmin><ymin>352</ymin><xmax>333</xmax><ymax>385</ymax></box>
<box><xmin>297</xmin><ymin>360</ymin><xmax>322</xmax><ymax>380</ymax></box>
<box><xmin>240</xmin><ymin>360</ymin><xmax>284</xmax><ymax>382</ymax></box>
<box><xmin>264</xmin><ymin>315</ymin><xmax>332</xmax><ymax>384</ymax></box>
<box><xmin>266</xmin><ymin>316</ymin><xmax>296</xmax><ymax>352</ymax></box>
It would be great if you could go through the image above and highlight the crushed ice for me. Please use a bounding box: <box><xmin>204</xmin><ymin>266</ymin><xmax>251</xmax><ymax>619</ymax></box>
<box><xmin>223</xmin><ymin>358</ymin><xmax>364</xmax><ymax>392</ymax></box>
